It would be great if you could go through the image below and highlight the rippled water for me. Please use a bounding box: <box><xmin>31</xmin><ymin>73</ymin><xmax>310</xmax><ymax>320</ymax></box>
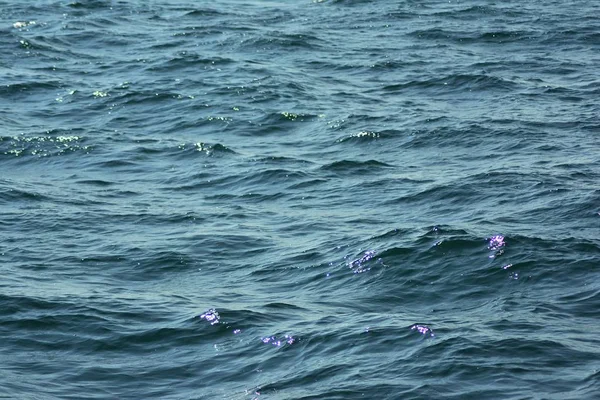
<box><xmin>2</xmin><ymin>1</ymin><xmax>599</xmax><ymax>399</ymax></box>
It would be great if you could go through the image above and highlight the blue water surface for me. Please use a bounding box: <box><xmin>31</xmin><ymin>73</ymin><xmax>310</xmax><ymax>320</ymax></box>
<box><xmin>1</xmin><ymin>1</ymin><xmax>599</xmax><ymax>399</ymax></box>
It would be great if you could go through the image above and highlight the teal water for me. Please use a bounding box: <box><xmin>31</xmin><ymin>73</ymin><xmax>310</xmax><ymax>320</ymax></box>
<box><xmin>1</xmin><ymin>1</ymin><xmax>599</xmax><ymax>399</ymax></box>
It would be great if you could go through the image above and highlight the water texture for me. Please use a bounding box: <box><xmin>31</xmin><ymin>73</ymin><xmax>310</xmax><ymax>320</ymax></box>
<box><xmin>1</xmin><ymin>1</ymin><xmax>599</xmax><ymax>399</ymax></box>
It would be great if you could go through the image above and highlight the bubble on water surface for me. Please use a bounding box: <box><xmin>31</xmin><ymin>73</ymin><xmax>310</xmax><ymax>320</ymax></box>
<box><xmin>347</xmin><ymin>250</ymin><xmax>381</xmax><ymax>274</ymax></box>
<box><xmin>13</xmin><ymin>21</ymin><xmax>36</xmax><ymax>29</ymax></box>
<box><xmin>411</xmin><ymin>324</ymin><xmax>435</xmax><ymax>338</ymax></box>
<box><xmin>488</xmin><ymin>235</ymin><xmax>505</xmax><ymax>258</ymax></box>
<box><xmin>261</xmin><ymin>334</ymin><xmax>296</xmax><ymax>347</ymax></box>
<box><xmin>199</xmin><ymin>309</ymin><xmax>220</xmax><ymax>325</ymax></box>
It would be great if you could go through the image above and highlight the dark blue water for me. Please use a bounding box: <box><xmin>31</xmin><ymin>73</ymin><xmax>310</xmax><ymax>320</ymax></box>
<box><xmin>2</xmin><ymin>1</ymin><xmax>599</xmax><ymax>399</ymax></box>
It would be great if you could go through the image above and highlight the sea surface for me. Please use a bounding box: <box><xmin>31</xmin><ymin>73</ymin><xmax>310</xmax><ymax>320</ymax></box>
<box><xmin>1</xmin><ymin>1</ymin><xmax>599</xmax><ymax>399</ymax></box>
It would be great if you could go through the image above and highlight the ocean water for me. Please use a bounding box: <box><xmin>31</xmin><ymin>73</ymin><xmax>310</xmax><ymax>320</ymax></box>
<box><xmin>1</xmin><ymin>0</ymin><xmax>599</xmax><ymax>399</ymax></box>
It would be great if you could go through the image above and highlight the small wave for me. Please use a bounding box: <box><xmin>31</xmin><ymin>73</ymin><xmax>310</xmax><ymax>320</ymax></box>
<box><xmin>105</xmin><ymin>89</ymin><xmax>196</xmax><ymax>106</ymax></box>
<box><xmin>183</xmin><ymin>8</ymin><xmax>228</xmax><ymax>18</ymax></box>
<box><xmin>242</xmin><ymin>32</ymin><xmax>325</xmax><ymax>51</ymax></box>
<box><xmin>320</xmin><ymin>159</ymin><xmax>393</xmax><ymax>174</ymax></box>
<box><xmin>149</xmin><ymin>53</ymin><xmax>235</xmax><ymax>72</ymax></box>
<box><xmin>253</xmin><ymin>155</ymin><xmax>313</xmax><ymax>166</ymax></box>
<box><xmin>0</xmin><ymin>186</ymin><xmax>51</xmax><ymax>203</ymax></box>
<box><xmin>335</xmin><ymin>130</ymin><xmax>381</xmax><ymax>143</ymax></box>
<box><xmin>410</xmin><ymin>26</ymin><xmax>539</xmax><ymax>44</ymax></box>
<box><xmin>241</xmin><ymin>111</ymin><xmax>322</xmax><ymax>136</ymax></box>
<box><xmin>175</xmin><ymin>142</ymin><xmax>235</xmax><ymax>158</ymax></box>
<box><xmin>318</xmin><ymin>0</ymin><xmax>374</xmax><ymax>5</ymax></box>
<box><xmin>67</xmin><ymin>0</ymin><xmax>111</xmax><ymax>9</ymax></box>
<box><xmin>379</xmin><ymin>73</ymin><xmax>518</xmax><ymax>95</ymax></box>
<box><xmin>0</xmin><ymin>79</ymin><xmax>63</xmax><ymax>97</ymax></box>
<box><xmin>431</xmin><ymin>5</ymin><xmax>527</xmax><ymax>19</ymax></box>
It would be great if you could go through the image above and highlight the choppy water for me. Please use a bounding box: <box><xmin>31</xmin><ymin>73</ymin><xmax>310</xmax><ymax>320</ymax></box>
<box><xmin>2</xmin><ymin>1</ymin><xmax>599</xmax><ymax>399</ymax></box>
